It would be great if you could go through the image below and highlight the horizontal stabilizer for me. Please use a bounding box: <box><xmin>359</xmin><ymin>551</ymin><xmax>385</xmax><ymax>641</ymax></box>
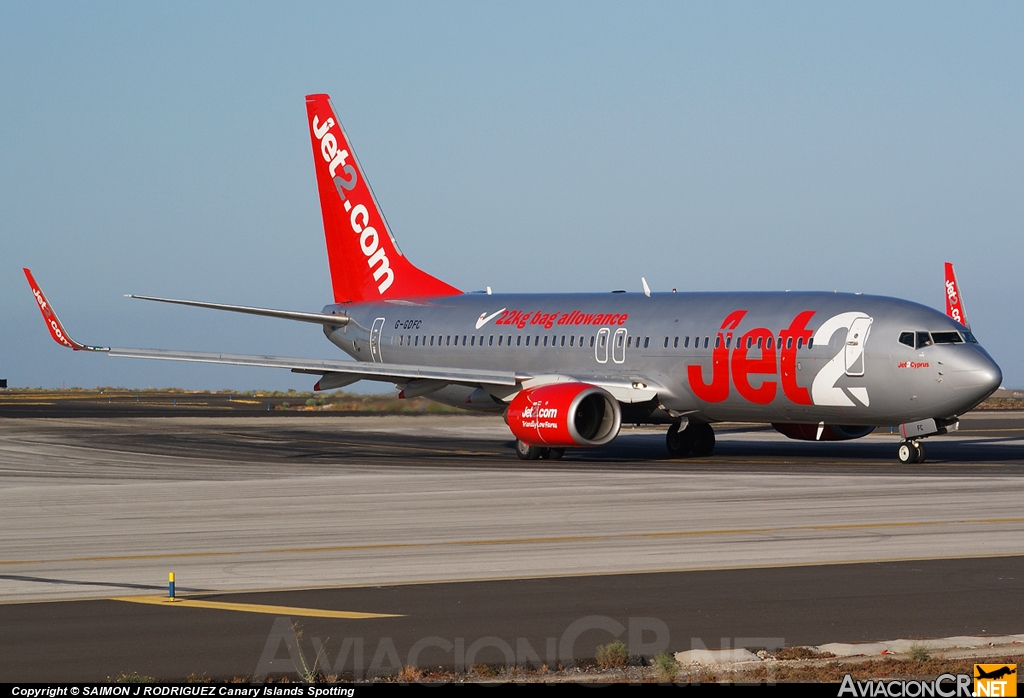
<box><xmin>127</xmin><ymin>295</ymin><xmax>350</xmax><ymax>327</ymax></box>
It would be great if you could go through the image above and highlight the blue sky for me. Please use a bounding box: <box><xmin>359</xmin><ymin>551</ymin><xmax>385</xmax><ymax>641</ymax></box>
<box><xmin>2</xmin><ymin>2</ymin><xmax>1021</xmax><ymax>390</ymax></box>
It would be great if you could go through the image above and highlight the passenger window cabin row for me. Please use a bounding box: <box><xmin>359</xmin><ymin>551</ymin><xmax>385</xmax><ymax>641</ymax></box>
<box><xmin>394</xmin><ymin>332</ymin><xmax>817</xmax><ymax>351</ymax></box>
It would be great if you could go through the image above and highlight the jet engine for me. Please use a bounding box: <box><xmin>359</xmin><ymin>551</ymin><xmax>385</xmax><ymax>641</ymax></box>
<box><xmin>506</xmin><ymin>383</ymin><xmax>621</xmax><ymax>447</ymax></box>
<box><xmin>772</xmin><ymin>423</ymin><xmax>875</xmax><ymax>441</ymax></box>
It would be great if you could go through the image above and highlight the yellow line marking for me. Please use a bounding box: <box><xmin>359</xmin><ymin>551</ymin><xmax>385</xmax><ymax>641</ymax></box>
<box><xmin>111</xmin><ymin>595</ymin><xmax>401</xmax><ymax>618</ymax></box>
<box><xmin>5</xmin><ymin>551</ymin><xmax>1024</xmax><ymax>606</ymax></box>
<box><xmin>4</xmin><ymin>516</ymin><xmax>1023</xmax><ymax>566</ymax></box>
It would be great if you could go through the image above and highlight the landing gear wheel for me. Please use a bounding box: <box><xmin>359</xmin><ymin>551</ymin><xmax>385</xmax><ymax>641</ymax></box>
<box><xmin>544</xmin><ymin>448</ymin><xmax>565</xmax><ymax>460</ymax></box>
<box><xmin>666</xmin><ymin>421</ymin><xmax>695</xmax><ymax>457</ymax></box>
<box><xmin>914</xmin><ymin>442</ymin><xmax>926</xmax><ymax>464</ymax></box>
<box><xmin>690</xmin><ymin>423</ymin><xmax>716</xmax><ymax>457</ymax></box>
<box><xmin>897</xmin><ymin>441</ymin><xmax>920</xmax><ymax>464</ymax></box>
<box><xmin>516</xmin><ymin>439</ymin><xmax>543</xmax><ymax>460</ymax></box>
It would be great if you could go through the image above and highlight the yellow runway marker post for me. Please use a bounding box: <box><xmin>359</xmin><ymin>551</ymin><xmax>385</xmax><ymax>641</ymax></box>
<box><xmin>113</xmin><ymin>595</ymin><xmax>402</xmax><ymax>619</ymax></box>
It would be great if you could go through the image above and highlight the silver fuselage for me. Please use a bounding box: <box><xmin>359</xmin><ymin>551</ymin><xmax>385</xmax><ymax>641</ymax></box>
<box><xmin>321</xmin><ymin>291</ymin><xmax>1001</xmax><ymax>426</ymax></box>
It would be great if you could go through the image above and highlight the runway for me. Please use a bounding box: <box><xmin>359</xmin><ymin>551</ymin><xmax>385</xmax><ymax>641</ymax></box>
<box><xmin>0</xmin><ymin>410</ymin><xmax>1022</xmax><ymax>680</ymax></box>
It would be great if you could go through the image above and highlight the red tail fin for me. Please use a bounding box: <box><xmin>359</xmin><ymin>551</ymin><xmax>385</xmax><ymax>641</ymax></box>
<box><xmin>305</xmin><ymin>94</ymin><xmax>461</xmax><ymax>304</ymax></box>
<box><xmin>943</xmin><ymin>262</ymin><xmax>970</xmax><ymax>328</ymax></box>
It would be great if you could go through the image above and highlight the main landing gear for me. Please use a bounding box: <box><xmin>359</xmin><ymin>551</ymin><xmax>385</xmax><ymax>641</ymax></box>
<box><xmin>897</xmin><ymin>440</ymin><xmax>926</xmax><ymax>464</ymax></box>
<box><xmin>666</xmin><ymin>421</ymin><xmax>715</xmax><ymax>458</ymax></box>
<box><xmin>515</xmin><ymin>439</ymin><xmax>565</xmax><ymax>461</ymax></box>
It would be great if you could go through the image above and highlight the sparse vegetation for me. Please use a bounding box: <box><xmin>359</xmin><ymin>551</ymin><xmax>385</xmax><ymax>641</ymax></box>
<box><xmin>651</xmin><ymin>652</ymin><xmax>678</xmax><ymax>682</ymax></box>
<box><xmin>0</xmin><ymin>387</ymin><xmax>470</xmax><ymax>415</ymax></box>
<box><xmin>595</xmin><ymin>640</ymin><xmax>629</xmax><ymax>669</ymax></box>
<box><xmin>908</xmin><ymin>643</ymin><xmax>931</xmax><ymax>662</ymax></box>
<box><xmin>94</xmin><ymin>650</ymin><xmax>1024</xmax><ymax>683</ymax></box>
<box><xmin>290</xmin><ymin>622</ymin><xmax>329</xmax><ymax>684</ymax></box>
<box><xmin>397</xmin><ymin>665</ymin><xmax>423</xmax><ymax>682</ymax></box>
<box><xmin>774</xmin><ymin>646</ymin><xmax>836</xmax><ymax>660</ymax></box>
<box><xmin>109</xmin><ymin>671</ymin><xmax>156</xmax><ymax>683</ymax></box>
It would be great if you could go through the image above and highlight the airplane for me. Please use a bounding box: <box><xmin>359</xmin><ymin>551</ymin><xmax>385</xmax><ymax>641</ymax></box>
<box><xmin>24</xmin><ymin>93</ymin><xmax>1003</xmax><ymax>464</ymax></box>
<box><xmin>974</xmin><ymin>666</ymin><xmax>1016</xmax><ymax>681</ymax></box>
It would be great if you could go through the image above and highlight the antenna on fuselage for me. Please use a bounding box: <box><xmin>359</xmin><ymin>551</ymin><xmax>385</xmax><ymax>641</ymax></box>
<box><xmin>641</xmin><ymin>277</ymin><xmax>651</xmax><ymax>297</ymax></box>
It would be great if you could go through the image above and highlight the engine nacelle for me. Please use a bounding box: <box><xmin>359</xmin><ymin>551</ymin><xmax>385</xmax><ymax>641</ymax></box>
<box><xmin>506</xmin><ymin>383</ymin><xmax>621</xmax><ymax>448</ymax></box>
<box><xmin>772</xmin><ymin>423</ymin><xmax>876</xmax><ymax>441</ymax></box>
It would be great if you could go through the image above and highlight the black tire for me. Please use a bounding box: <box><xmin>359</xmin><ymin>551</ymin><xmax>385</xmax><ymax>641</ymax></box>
<box><xmin>690</xmin><ymin>422</ymin><xmax>716</xmax><ymax>457</ymax></box>
<box><xmin>914</xmin><ymin>442</ymin><xmax>926</xmax><ymax>464</ymax></box>
<box><xmin>666</xmin><ymin>422</ymin><xmax>694</xmax><ymax>457</ymax></box>
<box><xmin>897</xmin><ymin>442</ymin><xmax>919</xmax><ymax>464</ymax></box>
<box><xmin>516</xmin><ymin>439</ymin><xmax>543</xmax><ymax>460</ymax></box>
<box><xmin>546</xmin><ymin>448</ymin><xmax>565</xmax><ymax>460</ymax></box>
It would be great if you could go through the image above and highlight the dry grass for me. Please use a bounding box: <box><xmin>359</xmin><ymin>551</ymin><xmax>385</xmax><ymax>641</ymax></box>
<box><xmin>595</xmin><ymin>641</ymin><xmax>630</xmax><ymax>669</ymax></box>
<box><xmin>396</xmin><ymin>665</ymin><xmax>424</xmax><ymax>682</ymax></box>
<box><xmin>685</xmin><ymin>655</ymin><xmax>1022</xmax><ymax>684</ymax></box>
<box><xmin>774</xmin><ymin>646</ymin><xmax>836</xmax><ymax>660</ymax></box>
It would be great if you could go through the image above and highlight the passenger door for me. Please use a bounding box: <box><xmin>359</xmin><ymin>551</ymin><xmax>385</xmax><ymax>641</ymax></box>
<box><xmin>844</xmin><ymin>316</ymin><xmax>872</xmax><ymax>377</ymax></box>
<box><xmin>370</xmin><ymin>317</ymin><xmax>386</xmax><ymax>363</ymax></box>
<box><xmin>595</xmin><ymin>327</ymin><xmax>610</xmax><ymax>364</ymax></box>
<box><xmin>612</xmin><ymin>328</ymin><xmax>627</xmax><ymax>364</ymax></box>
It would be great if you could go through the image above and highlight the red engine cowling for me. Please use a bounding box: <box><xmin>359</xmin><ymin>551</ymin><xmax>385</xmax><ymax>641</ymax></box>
<box><xmin>772</xmin><ymin>423</ymin><xmax>876</xmax><ymax>441</ymax></box>
<box><xmin>506</xmin><ymin>383</ymin><xmax>621</xmax><ymax>448</ymax></box>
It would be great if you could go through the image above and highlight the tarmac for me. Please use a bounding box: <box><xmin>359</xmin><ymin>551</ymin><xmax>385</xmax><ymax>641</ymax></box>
<box><xmin>0</xmin><ymin>403</ymin><xmax>1022</xmax><ymax>681</ymax></box>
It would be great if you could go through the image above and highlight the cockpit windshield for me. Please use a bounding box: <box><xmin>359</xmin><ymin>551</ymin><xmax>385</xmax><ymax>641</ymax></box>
<box><xmin>898</xmin><ymin>330</ymin><xmax>978</xmax><ymax>349</ymax></box>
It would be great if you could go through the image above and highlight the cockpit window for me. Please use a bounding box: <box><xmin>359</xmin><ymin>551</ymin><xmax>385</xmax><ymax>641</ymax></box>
<box><xmin>904</xmin><ymin>330</ymin><xmax>977</xmax><ymax>348</ymax></box>
<box><xmin>931</xmin><ymin>331</ymin><xmax>963</xmax><ymax>344</ymax></box>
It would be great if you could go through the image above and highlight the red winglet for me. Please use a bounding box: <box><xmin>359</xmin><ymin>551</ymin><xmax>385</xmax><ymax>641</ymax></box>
<box><xmin>943</xmin><ymin>262</ymin><xmax>970</xmax><ymax>328</ymax></box>
<box><xmin>23</xmin><ymin>268</ymin><xmax>106</xmax><ymax>351</ymax></box>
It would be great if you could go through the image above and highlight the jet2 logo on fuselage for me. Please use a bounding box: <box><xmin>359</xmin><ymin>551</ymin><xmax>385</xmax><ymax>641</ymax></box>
<box><xmin>687</xmin><ymin>310</ymin><xmax>874</xmax><ymax>408</ymax></box>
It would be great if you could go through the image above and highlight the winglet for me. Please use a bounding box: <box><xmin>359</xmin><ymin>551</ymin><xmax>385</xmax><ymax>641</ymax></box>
<box><xmin>943</xmin><ymin>262</ymin><xmax>970</xmax><ymax>329</ymax></box>
<box><xmin>23</xmin><ymin>269</ymin><xmax>108</xmax><ymax>351</ymax></box>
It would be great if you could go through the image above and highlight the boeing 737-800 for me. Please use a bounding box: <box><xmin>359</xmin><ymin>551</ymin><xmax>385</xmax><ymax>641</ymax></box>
<box><xmin>25</xmin><ymin>93</ymin><xmax>1002</xmax><ymax>463</ymax></box>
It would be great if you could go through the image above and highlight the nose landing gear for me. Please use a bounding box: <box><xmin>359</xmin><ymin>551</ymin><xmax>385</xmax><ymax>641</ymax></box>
<box><xmin>897</xmin><ymin>440</ymin><xmax>926</xmax><ymax>464</ymax></box>
<box><xmin>895</xmin><ymin>416</ymin><xmax>958</xmax><ymax>464</ymax></box>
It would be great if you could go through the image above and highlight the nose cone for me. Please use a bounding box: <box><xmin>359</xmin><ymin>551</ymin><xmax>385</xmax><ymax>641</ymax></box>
<box><xmin>950</xmin><ymin>347</ymin><xmax>1002</xmax><ymax>406</ymax></box>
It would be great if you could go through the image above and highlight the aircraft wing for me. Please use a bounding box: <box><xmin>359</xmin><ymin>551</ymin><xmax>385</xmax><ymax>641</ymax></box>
<box><xmin>105</xmin><ymin>347</ymin><xmax>520</xmax><ymax>387</ymax></box>
<box><xmin>24</xmin><ymin>268</ymin><xmax>520</xmax><ymax>389</ymax></box>
<box><xmin>26</xmin><ymin>268</ymin><xmax>681</xmax><ymax>399</ymax></box>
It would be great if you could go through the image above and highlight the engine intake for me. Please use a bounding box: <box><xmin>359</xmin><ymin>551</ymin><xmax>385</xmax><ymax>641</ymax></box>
<box><xmin>772</xmin><ymin>423</ymin><xmax>875</xmax><ymax>441</ymax></box>
<box><xmin>507</xmin><ymin>383</ymin><xmax>621</xmax><ymax>448</ymax></box>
